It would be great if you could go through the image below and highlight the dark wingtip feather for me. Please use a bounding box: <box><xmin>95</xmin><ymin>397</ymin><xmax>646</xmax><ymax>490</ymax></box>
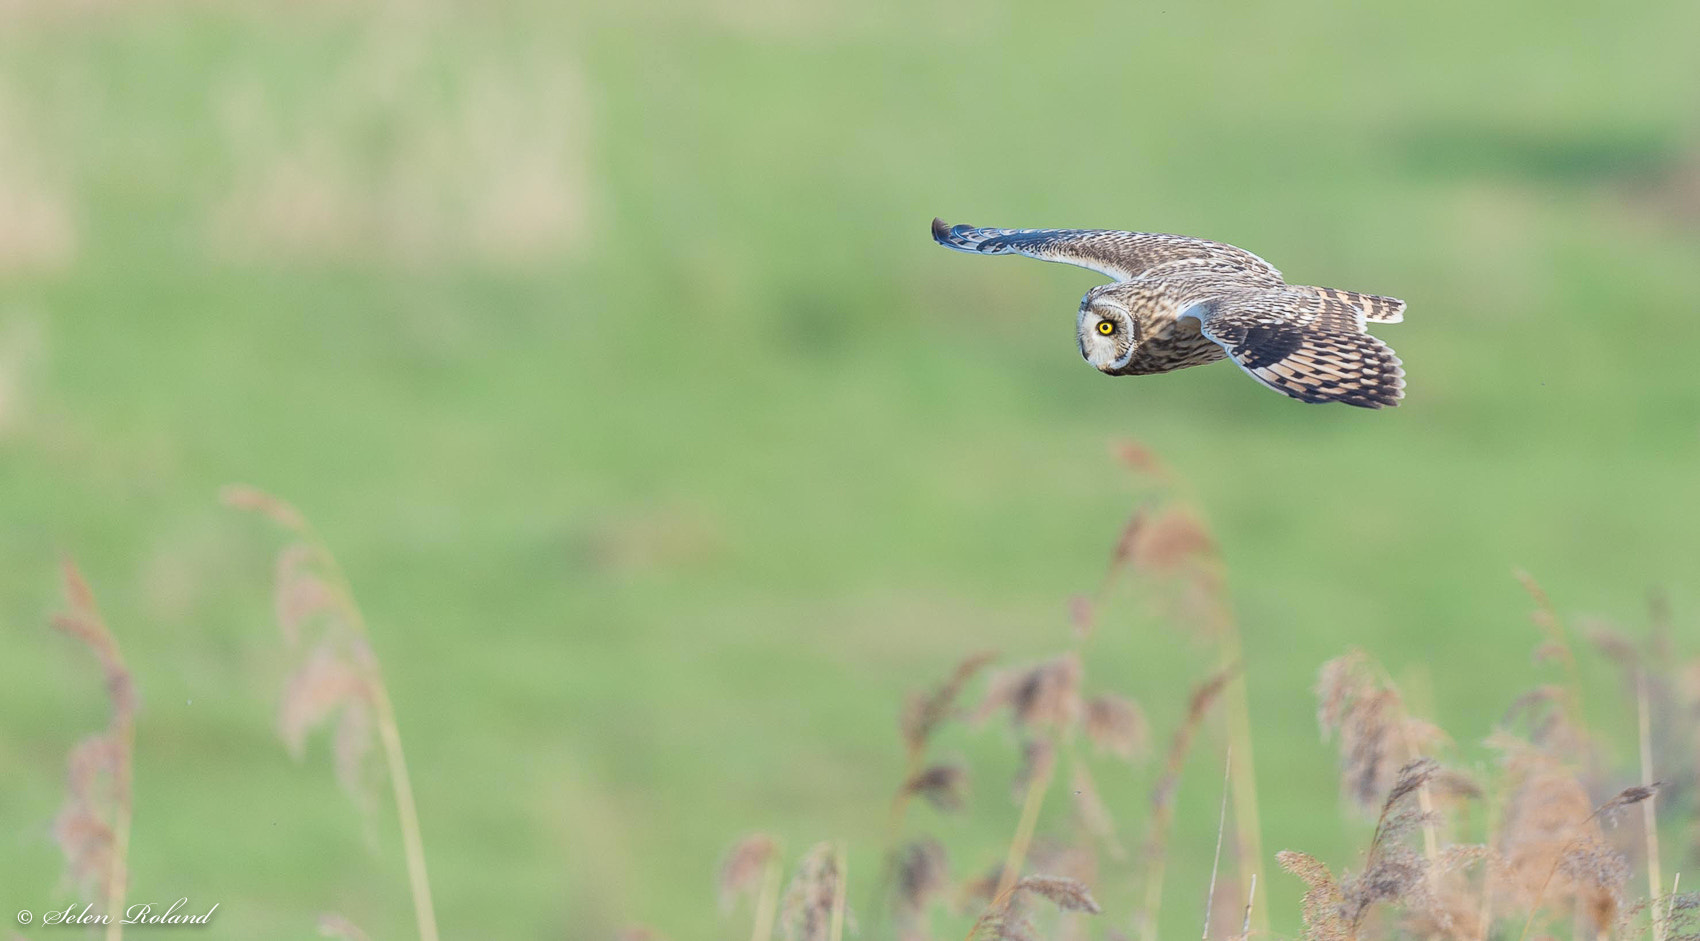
<box><xmin>931</xmin><ymin>217</ymin><xmax>956</xmax><ymax>244</ymax></box>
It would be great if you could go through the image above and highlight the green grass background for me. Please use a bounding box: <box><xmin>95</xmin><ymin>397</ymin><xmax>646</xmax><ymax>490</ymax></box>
<box><xmin>1</xmin><ymin>0</ymin><xmax>1698</xmax><ymax>937</ymax></box>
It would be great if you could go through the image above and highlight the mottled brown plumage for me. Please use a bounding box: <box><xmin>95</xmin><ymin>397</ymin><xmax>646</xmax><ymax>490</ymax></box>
<box><xmin>931</xmin><ymin>219</ymin><xmax>1407</xmax><ymax>408</ymax></box>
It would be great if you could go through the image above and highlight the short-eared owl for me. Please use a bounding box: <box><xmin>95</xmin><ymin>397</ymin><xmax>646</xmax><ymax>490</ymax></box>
<box><xmin>932</xmin><ymin>219</ymin><xmax>1406</xmax><ymax>408</ymax></box>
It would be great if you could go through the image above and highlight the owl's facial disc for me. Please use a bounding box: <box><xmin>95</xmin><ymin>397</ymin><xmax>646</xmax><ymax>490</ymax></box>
<box><xmin>1077</xmin><ymin>303</ymin><xmax>1137</xmax><ymax>372</ymax></box>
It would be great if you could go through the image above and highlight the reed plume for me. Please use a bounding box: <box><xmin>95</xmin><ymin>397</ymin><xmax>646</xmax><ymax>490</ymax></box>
<box><xmin>781</xmin><ymin>843</ymin><xmax>854</xmax><ymax>941</ymax></box>
<box><xmin>721</xmin><ymin>833</ymin><xmax>784</xmax><ymax>941</ymax></box>
<box><xmin>224</xmin><ymin>484</ymin><xmax>439</xmax><ymax>941</ymax></box>
<box><xmin>49</xmin><ymin>558</ymin><xmax>136</xmax><ymax>941</ymax></box>
<box><xmin>893</xmin><ymin>838</ymin><xmax>950</xmax><ymax>941</ymax></box>
<box><xmin>1083</xmin><ymin>694</ymin><xmax>1149</xmax><ymax>762</ymax></box>
<box><xmin>1513</xmin><ymin>785</ymin><xmax>1653</xmax><ymax>941</ymax></box>
<box><xmin>891</xmin><ymin>652</ymin><xmax>998</xmax><ymax>841</ymax></box>
<box><xmin>966</xmin><ymin>875</ymin><xmax>1101</xmax><ymax>941</ymax></box>
<box><xmin>1278</xmin><ymin>760</ymin><xmax>1447</xmax><ymax>941</ymax></box>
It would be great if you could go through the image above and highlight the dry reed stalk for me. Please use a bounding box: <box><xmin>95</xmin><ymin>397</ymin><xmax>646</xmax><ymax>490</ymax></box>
<box><xmin>50</xmin><ymin>558</ymin><xmax>136</xmax><ymax>941</ymax></box>
<box><xmin>1141</xmin><ymin>668</ymin><xmax>1232</xmax><ymax>941</ymax></box>
<box><xmin>1216</xmin><ymin>632</ymin><xmax>1268</xmax><ymax>934</ymax></box>
<box><xmin>1236</xmin><ymin>873</ymin><xmax>1257</xmax><ymax>941</ymax></box>
<box><xmin>1202</xmin><ymin>747</ymin><xmax>1233</xmax><ymax>941</ymax></box>
<box><xmin>1639</xmin><ymin>671</ymin><xmax>1666</xmax><ymax>941</ymax></box>
<box><xmin>224</xmin><ymin>485</ymin><xmax>439</xmax><ymax>941</ymax></box>
<box><xmin>994</xmin><ymin>733</ymin><xmax>1059</xmax><ymax>900</ymax></box>
<box><xmin>830</xmin><ymin>845</ymin><xmax>849</xmax><ymax>941</ymax></box>
<box><xmin>753</xmin><ymin>854</ymin><xmax>784</xmax><ymax>941</ymax></box>
<box><xmin>1475</xmin><ymin>787</ymin><xmax>1503</xmax><ymax>941</ymax></box>
<box><xmin>1115</xmin><ymin>465</ymin><xmax>1268</xmax><ymax>934</ymax></box>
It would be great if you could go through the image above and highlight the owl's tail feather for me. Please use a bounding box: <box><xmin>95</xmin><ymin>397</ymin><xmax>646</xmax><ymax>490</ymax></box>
<box><xmin>1315</xmin><ymin>287</ymin><xmax>1406</xmax><ymax>323</ymax></box>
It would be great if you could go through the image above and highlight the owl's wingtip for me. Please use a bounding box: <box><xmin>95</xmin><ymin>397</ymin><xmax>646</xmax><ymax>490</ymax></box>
<box><xmin>931</xmin><ymin>217</ymin><xmax>953</xmax><ymax>242</ymax></box>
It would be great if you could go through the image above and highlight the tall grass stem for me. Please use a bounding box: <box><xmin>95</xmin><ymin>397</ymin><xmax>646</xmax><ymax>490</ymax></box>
<box><xmin>995</xmin><ymin>743</ymin><xmax>1056</xmax><ymax>900</ymax></box>
<box><xmin>1203</xmin><ymin>746</ymin><xmax>1232</xmax><ymax>941</ymax></box>
<box><xmin>1638</xmin><ymin>672</ymin><xmax>1663</xmax><ymax>941</ymax></box>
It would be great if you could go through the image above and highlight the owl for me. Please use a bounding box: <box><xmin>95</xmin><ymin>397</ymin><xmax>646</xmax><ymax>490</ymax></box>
<box><xmin>932</xmin><ymin>219</ymin><xmax>1406</xmax><ymax>408</ymax></box>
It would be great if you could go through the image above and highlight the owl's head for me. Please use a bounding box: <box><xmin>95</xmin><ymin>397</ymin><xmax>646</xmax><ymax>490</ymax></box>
<box><xmin>1077</xmin><ymin>291</ymin><xmax>1139</xmax><ymax>372</ymax></box>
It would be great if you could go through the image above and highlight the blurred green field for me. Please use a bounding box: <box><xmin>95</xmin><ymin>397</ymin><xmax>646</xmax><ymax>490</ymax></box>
<box><xmin>2</xmin><ymin>0</ymin><xmax>1699</xmax><ymax>938</ymax></box>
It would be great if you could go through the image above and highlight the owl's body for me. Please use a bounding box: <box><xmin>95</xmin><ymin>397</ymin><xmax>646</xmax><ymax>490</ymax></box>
<box><xmin>1089</xmin><ymin>278</ymin><xmax>1225</xmax><ymax>376</ymax></box>
<box><xmin>931</xmin><ymin>219</ymin><xmax>1407</xmax><ymax>408</ymax></box>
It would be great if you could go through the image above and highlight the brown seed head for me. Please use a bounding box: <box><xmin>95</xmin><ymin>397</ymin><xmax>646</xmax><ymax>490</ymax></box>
<box><xmin>1583</xmin><ymin>623</ymin><xmax>1639</xmax><ymax>668</ymax></box>
<box><xmin>1011</xmin><ymin>875</ymin><xmax>1101</xmax><ymax>914</ymax></box>
<box><xmin>1559</xmin><ymin>838</ymin><xmax>1630</xmax><ymax>932</ymax></box>
<box><xmin>902</xmin><ymin>762</ymin><xmax>969</xmax><ymax>812</ymax></box>
<box><xmin>1316</xmin><ymin>652</ymin><xmax>1442</xmax><ymax>814</ymax></box>
<box><xmin>1596</xmin><ymin>783</ymin><xmax>1659</xmax><ymax>820</ymax></box>
<box><xmin>1277</xmin><ymin>850</ymin><xmax>1347</xmax><ymax>941</ymax></box>
<box><xmin>1151</xmin><ymin>668</ymin><xmax>1232</xmax><ymax>814</ymax></box>
<box><xmin>49</xmin><ymin>558</ymin><xmax>136</xmax><ymax>903</ymax></box>
<box><xmin>1083</xmin><ymin>694</ymin><xmax>1148</xmax><ymax>761</ymax></box>
<box><xmin>1133</xmin><ymin>507</ymin><xmax>1215</xmax><ymax>574</ymax></box>
<box><xmin>977</xmin><ymin>654</ymin><xmax>1082</xmax><ymax>732</ymax></box>
<box><xmin>718</xmin><ymin>833</ymin><xmax>780</xmax><ymax>912</ymax></box>
<box><xmin>901</xmin><ymin>650</ymin><xmax>997</xmax><ymax>754</ymax></box>
<box><xmin>893</xmin><ymin>838</ymin><xmax>949</xmax><ymax>916</ymax></box>
<box><xmin>780</xmin><ymin>843</ymin><xmax>853</xmax><ymax>941</ymax></box>
<box><xmin>279</xmin><ymin>642</ymin><xmax>368</xmax><ymax>759</ymax></box>
<box><xmin>221</xmin><ymin>483</ymin><xmax>309</xmax><ymax>531</ymax></box>
<box><xmin>1111</xmin><ymin>438</ymin><xmax>1170</xmax><ymax>479</ymax></box>
<box><xmin>1491</xmin><ymin>736</ymin><xmax>1595</xmax><ymax>908</ymax></box>
<box><xmin>275</xmin><ymin>543</ymin><xmax>337</xmax><ymax>648</ymax></box>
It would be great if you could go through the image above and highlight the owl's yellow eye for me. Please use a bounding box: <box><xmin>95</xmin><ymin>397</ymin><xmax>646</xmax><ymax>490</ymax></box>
<box><xmin>1096</xmin><ymin>321</ymin><xmax>1115</xmax><ymax>336</ymax></box>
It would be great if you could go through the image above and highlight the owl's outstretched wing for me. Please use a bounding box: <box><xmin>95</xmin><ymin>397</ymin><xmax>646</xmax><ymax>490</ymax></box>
<box><xmin>1186</xmin><ymin>290</ymin><xmax>1405</xmax><ymax>408</ymax></box>
<box><xmin>931</xmin><ymin>218</ymin><xmax>1284</xmax><ymax>287</ymax></box>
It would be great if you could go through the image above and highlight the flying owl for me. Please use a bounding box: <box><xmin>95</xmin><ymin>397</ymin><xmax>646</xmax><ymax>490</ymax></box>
<box><xmin>931</xmin><ymin>219</ymin><xmax>1406</xmax><ymax>408</ymax></box>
